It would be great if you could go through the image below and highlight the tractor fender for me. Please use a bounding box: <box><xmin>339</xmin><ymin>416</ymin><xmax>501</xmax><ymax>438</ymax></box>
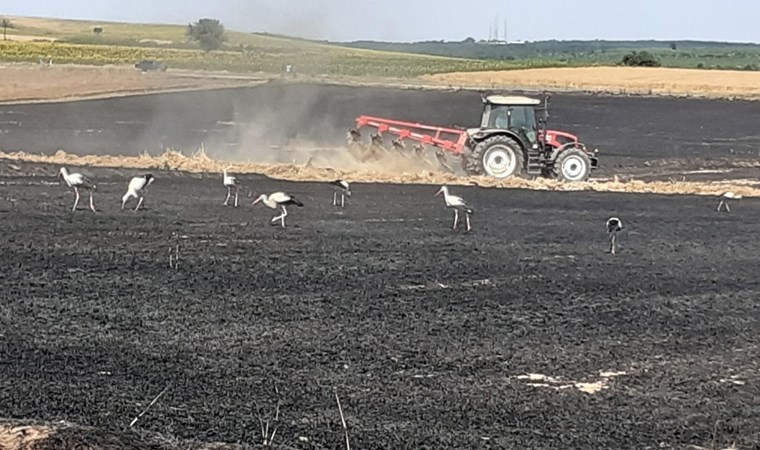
<box><xmin>547</xmin><ymin>142</ymin><xmax>589</xmax><ymax>163</ymax></box>
<box><xmin>468</xmin><ymin>129</ymin><xmax>529</xmax><ymax>151</ymax></box>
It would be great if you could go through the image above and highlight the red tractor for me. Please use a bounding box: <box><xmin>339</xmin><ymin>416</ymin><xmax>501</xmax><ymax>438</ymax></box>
<box><xmin>349</xmin><ymin>94</ymin><xmax>598</xmax><ymax>181</ymax></box>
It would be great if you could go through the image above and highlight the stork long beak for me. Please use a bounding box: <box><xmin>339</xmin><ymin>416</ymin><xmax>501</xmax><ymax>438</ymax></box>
<box><xmin>434</xmin><ymin>188</ymin><xmax>443</xmax><ymax>197</ymax></box>
<box><xmin>252</xmin><ymin>197</ymin><xmax>261</xmax><ymax>206</ymax></box>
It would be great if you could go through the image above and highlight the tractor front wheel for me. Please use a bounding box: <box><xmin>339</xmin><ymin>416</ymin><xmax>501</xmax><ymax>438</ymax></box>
<box><xmin>554</xmin><ymin>148</ymin><xmax>592</xmax><ymax>182</ymax></box>
<box><xmin>465</xmin><ymin>135</ymin><xmax>525</xmax><ymax>179</ymax></box>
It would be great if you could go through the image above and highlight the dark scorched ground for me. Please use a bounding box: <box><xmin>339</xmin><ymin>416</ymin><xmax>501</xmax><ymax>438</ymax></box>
<box><xmin>1</xmin><ymin>167</ymin><xmax>760</xmax><ymax>449</ymax></box>
<box><xmin>2</xmin><ymin>83</ymin><xmax>760</xmax><ymax>179</ymax></box>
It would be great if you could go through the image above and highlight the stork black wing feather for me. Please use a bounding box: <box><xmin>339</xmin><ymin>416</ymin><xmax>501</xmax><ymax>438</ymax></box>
<box><xmin>81</xmin><ymin>175</ymin><xmax>96</xmax><ymax>190</ymax></box>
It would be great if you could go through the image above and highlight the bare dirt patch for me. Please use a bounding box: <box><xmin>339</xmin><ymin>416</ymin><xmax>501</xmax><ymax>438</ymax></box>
<box><xmin>0</xmin><ymin>421</ymin><xmax>242</xmax><ymax>450</ymax></box>
<box><xmin>0</xmin><ymin>64</ymin><xmax>265</xmax><ymax>103</ymax></box>
<box><xmin>423</xmin><ymin>67</ymin><xmax>760</xmax><ymax>100</ymax></box>
<box><xmin>0</xmin><ymin>424</ymin><xmax>52</xmax><ymax>450</ymax></box>
<box><xmin>3</xmin><ymin>34</ymin><xmax>59</xmax><ymax>42</ymax></box>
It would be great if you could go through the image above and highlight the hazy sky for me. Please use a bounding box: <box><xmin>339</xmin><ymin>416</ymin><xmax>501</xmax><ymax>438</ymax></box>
<box><xmin>3</xmin><ymin>0</ymin><xmax>759</xmax><ymax>43</ymax></box>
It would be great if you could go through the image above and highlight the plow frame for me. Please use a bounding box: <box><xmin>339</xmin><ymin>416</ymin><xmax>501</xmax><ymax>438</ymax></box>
<box><xmin>354</xmin><ymin>116</ymin><xmax>469</xmax><ymax>155</ymax></box>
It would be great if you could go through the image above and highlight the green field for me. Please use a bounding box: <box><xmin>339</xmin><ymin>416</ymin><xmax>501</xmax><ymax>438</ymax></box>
<box><xmin>0</xmin><ymin>16</ymin><xmax>550</xmax><ymax>77</ymax></box>
<box><xmin>344</xmin><ymin>39</ymin><xmax>760</xmax><ymax>71</ymax></box>
<box><xmin>2</xmin><ymin>15</ymin><xmax>758</xmax><ymax>76</ymax></box>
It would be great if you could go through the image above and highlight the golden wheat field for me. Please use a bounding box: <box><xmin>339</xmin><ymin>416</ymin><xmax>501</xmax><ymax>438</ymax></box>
<box><xmin>423</xmin><ymin>67</ymin><xmax>760</xmax><ymax>99</ymax></box>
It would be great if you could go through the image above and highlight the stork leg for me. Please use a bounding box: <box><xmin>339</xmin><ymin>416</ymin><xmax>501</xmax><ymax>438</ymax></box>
<box><xmin>271</xmin><ymin>206</ymin><xmax>289</xmax><ymax>227</ymax></box>
<box><xmin>280</xmin><ymin>206</ymin><xmax>288</xmax><ymax>227</ymax></box>
<box><xmin>223</xmin><ymin>187</ymin><xmax>231</xmax><ymax>206</ymax></box>
<box><xmin>72</xmin><ymin>187</ymin><xmax>80</xmax><ymax>211</ymax></box>
<box><xmin>610</xmin><ymin>233</ymin><xmax>617</xmax><ymax>255</ymax></box>
<box><xmin>234</xmin><ymin>186</ymin><xmax>239</xmax><ymax>208</ymax></box>
<box><xmin>89</xmin><ymin>191</ymin><xmax>96</xmax><ymax>212</ymax></box>
<box><xmin>333</xmin><ymin>191</ymin><xmax>337</xmax><ymax>206</ymax></box>
<box><xmin>452</xmin><ymin>209</ymin><xmax>459</xmax><ymax>229</ymax></box>
<box><xmin>726</xmin><ymin>202</ymin><xmax>731</xmax><ymax>213</ymax></box>
<box><xmin>717</xmin><ymin>200</ymin><xmax>723</xmax><ymax>212</ymax></box>
<box><xmin>341</xmin><ymin>193</ymin><xmax>345</xmax><ymax>208</ymax></box>
<box><xmin>465</xmin><ymin>213</ymin><xmax>471</xmax><ymax>232</ymax></box>
<box><xmin>135</xmin><ymin>196</ymin><xmax>144</xmax><ymax>212</ymax></box>
<box><xmin>122</xmin><ymin>192</ymin><xmax>134</xmax><ymax>210</ymax></box>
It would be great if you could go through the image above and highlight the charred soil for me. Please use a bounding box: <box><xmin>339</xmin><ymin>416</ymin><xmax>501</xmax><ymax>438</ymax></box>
<box><xmin>2</xmin><ymin>83</ymin><xmax>760</xmax><ymax>180</ymax></box>
<box><xmin>1</xmin><ymin>167</ymin><xmax>760</xmax><ymax>449</ymax></box>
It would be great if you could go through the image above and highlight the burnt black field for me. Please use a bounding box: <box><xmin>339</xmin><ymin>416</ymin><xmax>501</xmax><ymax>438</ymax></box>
<box><xmin>2</xmin><ymin>161</ymin><xmax>760</xmax><ymax>448</ymax></box>
<box><xmin>2</xmin><ymin>82</ymin><xmax>760</xmax><ymax>173</ymax></box>
<box><xmin>2</xmin><ymin>84</ymin><xmax>760</xmax><ymax>449</ymax></box>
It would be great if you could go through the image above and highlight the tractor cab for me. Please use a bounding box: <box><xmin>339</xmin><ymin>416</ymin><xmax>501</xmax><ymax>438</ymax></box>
<box><xmin>480</xmin><ymin>95</ymin><xmax>542</xmax><ymax>146</ymax></box>
<box><xmin>464</xmin><ymin>94</ymin><xmax>597</xmax><ymax>181</ymax></box>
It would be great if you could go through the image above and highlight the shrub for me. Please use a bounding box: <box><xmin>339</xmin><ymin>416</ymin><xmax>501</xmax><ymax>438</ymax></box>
<box><xmin>621</xmin><ymin>51</ymin><xmax>661</xmax><ymax>67</ymax></box>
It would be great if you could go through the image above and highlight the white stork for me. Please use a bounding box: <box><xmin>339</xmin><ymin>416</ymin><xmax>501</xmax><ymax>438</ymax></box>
<box><xmin>58</xmin><ymin>167</ymin><xmax>96</xmax><ymax>212</ymax></box>
<box><xmin>223</xmin><ymin>168</ymin><xmax>240</xmax><ymax>207</ymax></box>
<box><xmin>606</xmin><ymin>217</ymin><xmax>623</xmax><ymax>255</ymax></box>
<box><xmin>329</xmin><ymin>179</ymin><xmax>351</xmax><ymax>207</ymax></box>
<box><xmin>122</xmin><ymin>174</ymin><xmax>155</xmax><ymax>211</ymax></box>
<box><xmin>717</xmin><ymin>191</ymin><xmax>742</xmax><ymax>213</ymax></box>
<box><xmin>252</xmin><ymin>192</ymin><xmax>304</xmax><ymax>227</ymax></box>
<box><xmin>435</xmin><ymin>186</ymin><xmax>473</xmax><ymax>231</ymax></box>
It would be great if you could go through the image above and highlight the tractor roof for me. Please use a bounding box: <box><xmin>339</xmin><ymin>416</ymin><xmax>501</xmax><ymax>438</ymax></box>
<box><xmin>484</xmin><ymin>95</ymin><xmax>541</xmax><ymax>106</ymax></box>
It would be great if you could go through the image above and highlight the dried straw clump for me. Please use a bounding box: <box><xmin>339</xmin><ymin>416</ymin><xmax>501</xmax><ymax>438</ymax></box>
<box><xmin>2</xmin><ymin>148</ymin><xmax>759</xmax><ymax>198</ymax></box>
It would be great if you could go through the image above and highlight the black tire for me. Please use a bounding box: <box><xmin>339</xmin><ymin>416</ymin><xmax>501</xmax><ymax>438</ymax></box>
<box><xmin>554</xmin><ymin>148</ymin><xmax>592</xmax><ymax>182</ymax></box>
<box><xmin>464</xmin><ymin>135</ymin><xmax>525</xmax><ymax>178</ymax></box>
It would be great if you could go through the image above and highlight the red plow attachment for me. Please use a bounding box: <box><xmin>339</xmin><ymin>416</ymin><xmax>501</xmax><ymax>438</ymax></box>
<box><xmin>348</xmin><ymin>116</ymin><xmax>469</xmax><ymax>171</ymax></box>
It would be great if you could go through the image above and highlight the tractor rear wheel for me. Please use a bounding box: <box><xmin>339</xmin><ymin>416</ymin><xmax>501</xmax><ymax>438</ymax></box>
<box><xmin>554</xmin><ymin>148</ymin><xmax>592</xmax><ymax>182</ymax></box>
<box><xmin>464</xmin><ymin>135</ymin><xmax>525</xmax><ymax>179</ymax></box>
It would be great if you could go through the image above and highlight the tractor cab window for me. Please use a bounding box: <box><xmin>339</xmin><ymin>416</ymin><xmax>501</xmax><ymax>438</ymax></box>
<box><xmin>486</xmin><ymin>106</ymin><xmax>537</xmax><ymax>130</ymax></box>
<box><xmin>485</xmin><ymin>105</ymin><xmax>539</xmax><ymax>143</ymax></box>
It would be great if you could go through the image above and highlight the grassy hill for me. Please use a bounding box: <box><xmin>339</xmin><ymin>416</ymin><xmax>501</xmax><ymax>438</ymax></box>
<box><xmin>0</xmin><ymin>16</ymin><xmax>547</xmax><ymax>77</ymax></box>
<box><xmin>4</xmin><ymin>16</ymin><xmax>758</xmax><ymax>77</ymax></box>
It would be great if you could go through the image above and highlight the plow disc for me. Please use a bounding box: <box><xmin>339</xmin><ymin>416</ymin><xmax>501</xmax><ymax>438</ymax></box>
<box><xmin>347</xmin><ymin>127</ymin><xmax>455</xmax><ymax>171</ymax></box>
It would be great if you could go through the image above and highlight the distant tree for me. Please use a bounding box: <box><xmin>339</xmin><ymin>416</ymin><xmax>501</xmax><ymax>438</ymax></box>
<box><xmin>462</xmin><ymin>37</ymin><xmax>476</xmax><ymax>44</ymax></box>
<box><xmin>1</xmin><ymin>17</ymin><xmax>13</xmax><ymax>41</ymax></box>
<box><xmin>670</xmin><ymin>42</ymin><xmax>677</xmax><ymax>51</ymax></box>
<box><xmin>621</xmin><ymin>51</ymin><xmax>661</xmax><ymax>67</ymax></box>
<box><xmin>93</xmin><ymin>27</ymin><xmax>103</xmax><ymax>35</ymax></box>
<box><xmin>186</xmin><ymin>18</ymin><xmax>227</xmax><ymax>51</ymax></box>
